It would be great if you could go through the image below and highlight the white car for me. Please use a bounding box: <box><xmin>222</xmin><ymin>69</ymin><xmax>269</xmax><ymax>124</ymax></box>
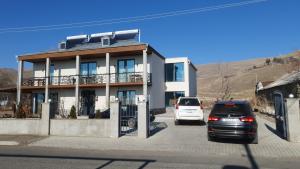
<box><xmin>174</xmin><ymin>97</ymin><xmax>204</xmax><ymax>125</ymax></box>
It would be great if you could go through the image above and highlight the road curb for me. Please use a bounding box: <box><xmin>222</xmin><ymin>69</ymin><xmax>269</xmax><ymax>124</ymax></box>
<box><xmin>0</xmin><ymin>141</ymin><xmax>19</xmax><ymax>146</ymax></box>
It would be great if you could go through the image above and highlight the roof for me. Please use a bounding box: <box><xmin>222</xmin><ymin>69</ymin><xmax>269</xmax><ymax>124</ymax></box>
<box><xmin>20</xmin><ymin>39</ymin><xmax>146</xmax><ymax>57</ymax></box>
<box><xmin>259</xmin><ymin>71</ymin><xmax>300</xmax><ymax>90</ymax></box>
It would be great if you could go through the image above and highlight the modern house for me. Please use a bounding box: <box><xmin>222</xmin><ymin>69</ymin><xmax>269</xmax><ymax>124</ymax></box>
<box><xmin>16</xmin><ymin>29</ymin><xmax>197</xmax><ymax>118</ymax></box>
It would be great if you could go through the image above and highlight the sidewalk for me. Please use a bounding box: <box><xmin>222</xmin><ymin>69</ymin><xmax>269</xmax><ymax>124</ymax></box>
<box><xmin>28</xmin><ymin>114</ymin><xmax>300</xmax><ymax>159</ymax></box>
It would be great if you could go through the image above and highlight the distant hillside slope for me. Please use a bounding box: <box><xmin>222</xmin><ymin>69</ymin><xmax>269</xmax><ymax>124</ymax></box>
<box><xmin>197</xmin><ymin>50</ymin><xmax>300</xmax><ymax>101</ymax></box>
<box><xmin>0</xmin><ymin>68</ymin><xmax>32</xmax><ymax>89</ymax></box>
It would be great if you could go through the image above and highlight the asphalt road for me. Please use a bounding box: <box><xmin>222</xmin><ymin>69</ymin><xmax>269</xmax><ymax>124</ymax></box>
<box><xmin>0</xmin><ymin>146</ymin><xmax>299</xmax><ymax>169</ymax></box>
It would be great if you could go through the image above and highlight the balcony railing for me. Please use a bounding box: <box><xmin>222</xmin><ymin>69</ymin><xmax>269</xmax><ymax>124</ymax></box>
<box><xmin>110</xmin><ymin>72</ymin><xmax>151</xmax><ymax>84</ymax></box>
<box><xmin>22</xmin><ymin>77</ymin><xmax>46</xmax><ymax>87</ymax></box>
<box><xmin>50</xmin><ymin>75</ymin><xmax>77</xmax><ymax>86</ymax></box>
<box><xmin>21</xmin><ymin>72</ymin><xmax>152</xmax><ymax>87</ymax></box>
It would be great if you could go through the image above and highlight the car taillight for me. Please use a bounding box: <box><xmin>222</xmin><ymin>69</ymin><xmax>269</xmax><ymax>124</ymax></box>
<box><xmin>208</xmin><ymin>116</ymin><xmax>220</xmax><ymax>121</ymax></box>
<box><xmin>175</xmin><ymin>104</ymin><xmax>179</xmax><ymax>109</ymax></box>
<box><xmin>240</xmin><ymin>116</ymin><xmax>254</xmax><ymax>122</ymax></box>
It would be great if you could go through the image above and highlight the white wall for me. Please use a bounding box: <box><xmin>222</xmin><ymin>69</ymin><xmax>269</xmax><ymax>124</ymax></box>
<box><xmin>0</xmin><ymin>119</ymin><xmax>43</xmax><ymax>135</ymax></box>
<box><xmin>164</xmin><ymin>57</ymin><xmax>197</xmax><ymax>97</ymax></box>
<box><xmin>189</xmin><ymin>63</ymin><xmax>197</xmax><ymax>97</ymax></box>
<box><xmin>148</xmin><ymin>53</ymin><xmax>165</xmax><ymax>110</ymax></box>
<box><xmin>165</xmin><ymin>57</ymin><xmax>189</xmax><ymax>96</ymax></box>
<box><xmin>50</xmin><ymin>119</ymin><xmax>111</xmax><ymax>137</ymax></box>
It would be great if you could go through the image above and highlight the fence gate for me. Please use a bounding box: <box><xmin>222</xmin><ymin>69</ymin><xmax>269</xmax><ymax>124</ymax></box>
<box><xmin>120</xmin><ymin>104</ymin><xmax>138</xmax><ymax>136</ymax></box>
<box><xmin>273</xmin><ymin>91</ymin><xmax>288</xmax><ymax>139</ymax></box>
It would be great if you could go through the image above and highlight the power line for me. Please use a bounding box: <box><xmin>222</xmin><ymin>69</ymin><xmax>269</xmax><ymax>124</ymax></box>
<box><xmin>0</xmin><ymin>0</ymin><xmax>268</xmax><ymax>34</ymax></box>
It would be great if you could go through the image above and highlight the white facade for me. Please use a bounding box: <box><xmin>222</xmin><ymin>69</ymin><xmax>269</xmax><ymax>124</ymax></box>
<box><xmin>165</xmin><ymin>57</ymin><xmax>197</xmax><ymax>96</ymax></box>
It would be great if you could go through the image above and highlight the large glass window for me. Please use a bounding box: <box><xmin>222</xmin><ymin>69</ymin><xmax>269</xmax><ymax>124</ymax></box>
<box><xmin>165</xmin><ymin>63</ymin><xmax>184</xmax><ymax>82</ymax></box>
<box><xmin>117</xmin><ymin>59</ymin><xmax>135</xmax><ymax>82</ymax></box>
<box><xmin>165</xmin><ymin>91</ymin><xmax>185</xmax><ymax>107</ymax></box>
<box><xmin>80</xmin><ymin>62</ymin><xmax>97</xmax><ymax>76</ymax></box>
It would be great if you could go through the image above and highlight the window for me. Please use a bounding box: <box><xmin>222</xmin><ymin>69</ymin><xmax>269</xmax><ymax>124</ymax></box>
<box><xmin>80</xmin><ymin>62</ymin><xmax>97</xmax><ymax>76</ymax></box>
<box><xmin>165</xmin><ymin>91</ymin><xmax>185</xmax><ymax>107</ymax></box>
<box><xmin>50</xmin><ymin>64</ymin><xmax>55</xmax><ymax>83</ymax></box>
<box><xmin>165</xmin><ymin>63</ymin><xmax>184</xmax><ymax>82</ymax></box>
<box><xmin>117</xmin><ymin>90</ymin><xmax>136</xmax><ymax>105</ymax></box>
<box><xmin>102</xmin><ymin>37</ymin><xmax>110</xmax><ymax>46</ymax></box>
<box><xmin>117</xmin><ymin>59</ymin><xmax>135</xmax><ymax>82</ymax></box>
<box><xmin>178</xmin><ymin>98</ymin><xmax>200</xmax><ymax>106</ymax></box>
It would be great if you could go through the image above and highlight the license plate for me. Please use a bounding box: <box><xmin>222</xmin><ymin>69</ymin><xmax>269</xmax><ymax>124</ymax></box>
<box><xmin>222</xmin><ymin>118</ymin><xmax>236</xmax><ymax>122</ymax></box>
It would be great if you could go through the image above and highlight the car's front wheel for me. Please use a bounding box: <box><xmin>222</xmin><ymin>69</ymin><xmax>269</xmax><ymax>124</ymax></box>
<box><xmin>174</xmin><ymin>120</ymin><xmax>180</xmax><ymax>125</ymax></box>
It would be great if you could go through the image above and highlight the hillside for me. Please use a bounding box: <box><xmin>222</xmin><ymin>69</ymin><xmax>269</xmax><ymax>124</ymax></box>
<box><xmin>197</xmin><ymin>50</ymin><xmax>300</xmax><ymax>102</ymax></box>
<box><xmin>0</xmin><ymin>69</ymin><xmax>32</xmax><ymax>89</ymax></box>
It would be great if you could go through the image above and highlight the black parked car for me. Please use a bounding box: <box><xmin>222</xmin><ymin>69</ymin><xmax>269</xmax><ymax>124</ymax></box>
<box><xmin>207</xmin><ymin>100</ymin><xmax>258</xmax><ymax>144</ymax></box>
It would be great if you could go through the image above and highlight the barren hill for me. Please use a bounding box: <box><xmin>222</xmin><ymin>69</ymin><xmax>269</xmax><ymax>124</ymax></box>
<box><xmin>197</xmin><ymin>50</ymin><xmax>300</xmax><ymax>101</ymax></box>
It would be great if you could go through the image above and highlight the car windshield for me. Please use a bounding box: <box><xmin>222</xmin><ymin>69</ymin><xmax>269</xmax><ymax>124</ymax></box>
<box><xmin>211</xmin><ymin>103</ymin><xmax>251</xmax><ymax>114</ymax></box>
<box><xmin>178</xmin><ymin>98</ymin><xmax>200</xmax><ymax>106</ymax></box>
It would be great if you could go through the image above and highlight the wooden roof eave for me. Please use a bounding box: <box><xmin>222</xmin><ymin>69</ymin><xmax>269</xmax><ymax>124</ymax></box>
<box><xmin>18</xmin><ymin>44</ymin><xmax>148</xmax><ymax>62</ymax></box>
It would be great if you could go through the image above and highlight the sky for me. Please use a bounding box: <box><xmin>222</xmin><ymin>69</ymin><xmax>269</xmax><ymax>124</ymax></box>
<box><xmin>0</xmin><ymin>0</ymin><xmax>299</xmax><ymax>68</ymax></box>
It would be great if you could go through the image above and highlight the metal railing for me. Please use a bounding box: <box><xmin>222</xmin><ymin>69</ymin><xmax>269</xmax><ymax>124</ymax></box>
<box><xmin>22</xmin><ymin>72</ymin><xmax>152</xmax><ymax>87</ymax></box>
<box><xmin>50</xmin><ymin>75</ymin><xmax>77</xmax><ymax>86</ymax></box>
<box><xmin>22</xmin><ymin>77</ymin><xmax>46</xmax><ymax>87</ymax></box>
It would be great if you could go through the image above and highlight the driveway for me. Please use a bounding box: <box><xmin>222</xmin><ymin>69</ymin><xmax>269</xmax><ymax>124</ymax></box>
<box><xmin>29</xmin><ymin>108</ymin><xmax>300</xmax><ymax>159</ymax></box>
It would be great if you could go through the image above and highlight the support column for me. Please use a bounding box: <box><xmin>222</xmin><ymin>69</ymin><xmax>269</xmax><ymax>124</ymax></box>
<box><xmin>106</xmin><ymin>53</ymin><xmax>110</xmax><ymax>109</ymax></box>
<box><xmin>138</xmin><ymin>101</ymin><xmax>149</xmax><ymax>139</ymax></box>
<box><xmin>45</xmin><ymin>58</ymin><xmax>50</xmax><ymax>103</ymax></box>
<box><xmin>110</xmin><ymin>100</ymin><xmax>120</xmax><ymax>138</ymax></box>
<box><xmin>75</xmin><ymin>55</ymin><xmax>80</xmax><ymax>116</ymax></box>
<box><xmin>17</xmin><ymin>59</ymin><xmax>23</xmax><ymax>105</ymax></box>
<box><xmin>143</xmin><ymin>49</ymin><xmax>148</xmax><ymax>101</ymax></box>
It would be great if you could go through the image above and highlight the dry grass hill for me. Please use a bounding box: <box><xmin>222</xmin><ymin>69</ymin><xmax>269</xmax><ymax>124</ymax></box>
<box><xmin>197</xmin><ymin>50</ymin><xmax>300</xmax><ymax>102</ymax></box>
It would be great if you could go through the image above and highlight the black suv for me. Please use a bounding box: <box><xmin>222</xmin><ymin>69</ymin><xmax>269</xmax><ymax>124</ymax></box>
<box><xmin>207</xmin><ymin>100</ymin><xmax>258</xmax><ymax>144</ymax></box>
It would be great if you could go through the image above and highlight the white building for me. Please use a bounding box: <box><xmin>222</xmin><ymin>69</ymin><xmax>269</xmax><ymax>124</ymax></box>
<box><xmin>16</xmin><ymin>29</ymin><xmax>197</xmax><ymax>117</ymax></box>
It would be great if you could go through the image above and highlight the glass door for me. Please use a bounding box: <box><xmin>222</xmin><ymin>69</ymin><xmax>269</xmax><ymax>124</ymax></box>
<box><xmin>117</xmin><ymin>59</ymin><xmax>135</xmax><ymax>83</ymax></box>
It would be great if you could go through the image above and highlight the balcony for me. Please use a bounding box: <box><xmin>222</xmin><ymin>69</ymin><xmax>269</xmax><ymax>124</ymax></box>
<box><xmin>21</xmin><ymin>72</ymin><xmax>152</xmax><ymax>89</ymax></box>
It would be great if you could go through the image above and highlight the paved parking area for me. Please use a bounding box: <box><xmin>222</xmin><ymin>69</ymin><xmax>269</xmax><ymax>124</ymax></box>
<box><xmin>29</xmin><ymin>108</ymin><xmax>300</xmax><ymax>159</ymax></box>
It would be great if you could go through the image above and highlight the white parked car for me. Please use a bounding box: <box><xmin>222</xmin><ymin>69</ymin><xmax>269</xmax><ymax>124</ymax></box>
<box><xmin>174</xmin><ymin>97</ymin><xmax>204</xmax><ymax>125</ymax></box>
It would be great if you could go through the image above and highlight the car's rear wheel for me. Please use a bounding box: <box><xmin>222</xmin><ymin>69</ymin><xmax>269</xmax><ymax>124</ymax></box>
<box><xmin>207</xmin><ymin>135</ymin><xmax>215</xmax><ymax>142</ymax></box>
<box><xmin>250</xmin><ymin>134</ymin><xmax>258</xmax><ymax>144</ymax></box>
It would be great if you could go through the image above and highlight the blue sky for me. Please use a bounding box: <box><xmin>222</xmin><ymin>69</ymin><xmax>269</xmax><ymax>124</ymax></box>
<box><xmin>0</xmin><ymin>0</ymin><xmax>299</xmax><ymax>68</ymax></box>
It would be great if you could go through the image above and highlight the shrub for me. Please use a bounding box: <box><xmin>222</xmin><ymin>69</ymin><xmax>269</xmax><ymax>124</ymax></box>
<box><xmin>265</xmin><ymin>58</ymin><xmax>271</xmax><ymax>65</ymax></box>
<box><xmin>69</xmin><ymin>105</ymin><xmax>77</xmax><ymax>119</ymax></box>
<box><xmin>273</xmin><ymin>57</ymin><xmax>284</xmax><ymax>64</ymax></box>
<box><xmin>95</xmin><ymin>110</ymin><xmax>101</xmax><ymax>119</ymax></box>
<box><xmin>16</xmin><ymin>103</ymin><xmax>25</xmax><ymax>118</ymax></box>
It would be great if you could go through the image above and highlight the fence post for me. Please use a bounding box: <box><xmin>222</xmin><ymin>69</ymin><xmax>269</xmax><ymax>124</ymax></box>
<box><xmin>138</xmin><ymin>101</ymin><xmax>149</xmax><ymax>139</ymax></box>
<box><xmin>285</xmin><ymin>98</ymin><xmax>300</xmax><ymax>142</ymax></box>
<box><xmin>110</xmin><ymin>101</ymin><xmax>120</xmax><ymax>138</ymax></box>
<box><xmin>40</xmin><ymin>103</ymin><xmax>50</xmax><ymax>136</ymax></box>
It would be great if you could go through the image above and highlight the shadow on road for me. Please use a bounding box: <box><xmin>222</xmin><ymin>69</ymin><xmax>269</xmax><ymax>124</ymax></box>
<box><xmin>211</xmin><ymin>139</ymin><xmax>260</xmax><ymax>169</ymax></box>
<box><xmin>149</xmin><ymin>122</ymin><xmax>167</xmax><ymax>137</ymax></box>
<box><xmin>0</xmin><ymin>153</ymin><xmax>155</xmax><ymax>169</ymax></box>
<box><xmin>265</xmin><ymin>123</ymin><xmax>283</xmax><ymax>139</ymax></box>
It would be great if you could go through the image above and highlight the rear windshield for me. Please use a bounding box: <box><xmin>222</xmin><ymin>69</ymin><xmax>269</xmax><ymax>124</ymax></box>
<box><xmin>211</xmin><ymin>103</ymin><xmax>251</xmax><ymax>115</ymax></box>
<box><xmin>178</xmin><ymin>98</ymin><xmax>200</xmax><ymax>106</ymax></box>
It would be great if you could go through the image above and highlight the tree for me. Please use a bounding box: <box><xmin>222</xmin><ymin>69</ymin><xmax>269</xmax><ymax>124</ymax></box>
<box><xmin>265</xmin><ymin>58</ymin><xmax>271</xmax><ymax>65</ymax></box>
<box><xmin>69</xmin><ymin>105</ymin><xmax>77</xmax><ymax>119</ymax></box>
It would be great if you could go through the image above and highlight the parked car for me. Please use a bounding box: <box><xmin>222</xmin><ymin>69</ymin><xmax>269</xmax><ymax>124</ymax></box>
<box><xmin>174</xmin><ymin>97</ymin><xmax>204</xmax><ymax>125</ymax></box>
<box><xmin>207</xmin><ymin>100</ymin><xmax>258</xmax><ymax>144</ymax></box>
